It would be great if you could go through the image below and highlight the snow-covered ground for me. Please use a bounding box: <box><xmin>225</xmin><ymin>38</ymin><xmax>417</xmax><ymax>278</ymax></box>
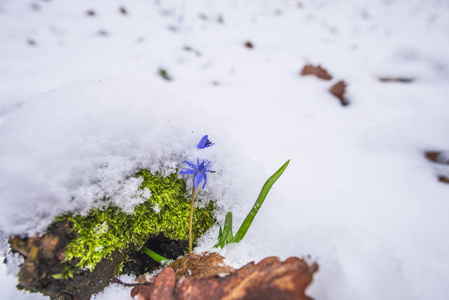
<box><xmin>1</xmin><ymin>0</ymin><xmax>449</xmax><ymax>299</ymax></box>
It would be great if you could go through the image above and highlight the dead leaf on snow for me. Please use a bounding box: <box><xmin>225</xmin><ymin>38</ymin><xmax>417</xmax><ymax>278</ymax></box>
<box><xmin>329</xmin><ymin>80</ymin><xmax>349</xmax><ymax>106</ymax></box>
<box><xmin>438</xmin><ymin>176</ymin><xmax>449</xmax><ymax>184</ymax></box>
<box><xmin>300</xmin><ymin>64</ymin><xmax>333</xmax><ymax>80</ymax></box>
<box><xmin>424</xmin><ymin>151</ymin><xmax>449</xmax><ymax>164</ymax></box>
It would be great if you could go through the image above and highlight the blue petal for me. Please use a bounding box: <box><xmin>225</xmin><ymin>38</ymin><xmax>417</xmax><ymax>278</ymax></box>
<box><xmin>197</xmin><ymin>135</ymin><xmax>208</xmax><ymax>149</ymax></box>
<box><xmin>202</xmin><ymin>173</ymin><xmax>207</xmax><ymax>188</ymax></box>
<box><xmin>194</xmin><ymin>173</ymin><xmax>203</xmax><ymax>188</ymax></box>
<box><xmin>180</xmin><ymin>168</ymin><xmax>196</xmax><ymax>175</ymax></box>
<box><xmin>184</xmin><ymin>160</ymin><xmax>197</xmax><ymax>169</ymax></box>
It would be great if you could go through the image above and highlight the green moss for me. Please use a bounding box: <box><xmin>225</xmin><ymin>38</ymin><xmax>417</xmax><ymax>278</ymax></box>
<box><xmin>57</xmin><ymin>171</ymin><xmax>216</xmax><ymax>272</ymax></box>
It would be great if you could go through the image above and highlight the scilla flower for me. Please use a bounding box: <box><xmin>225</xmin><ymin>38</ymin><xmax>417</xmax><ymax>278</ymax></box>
<box><xmin>180</xmin><ymin>158</ymin><xmax>213</xmax><ymax>188</ymax></box>
<box><xmin>197</xmin><ymin>135</ymin><xmax>214</xmax><ymax>149</ymax></box>
<box><xmin>181</xmin><ymin>134</ymin><xmax>216</xmax><ymax>253</ymax></box>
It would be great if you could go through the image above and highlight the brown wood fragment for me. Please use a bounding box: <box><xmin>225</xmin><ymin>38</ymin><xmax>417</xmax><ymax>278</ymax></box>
<box><xmin>379</xmin><ymin>77</ymin><xmax>413</xmax><ymax>83</ymax></box>
<box><xmin>131</xmin><ymin>253</ymin><xmax>318</xmax><ymax>300</ymax></box>
<box><xmin>438</xmin><ymin>176</ymin><xmax>449</xmax><ymax>184</ymax></box>
<box><xmin>329</xmin><ymin>80</ymin><xmax>349</xmax><ymax>106</ymax></box>
<box><xmin>301</xmin><ymin>64</ymin><xmax>333</xmax><ymax>80</ymax></box>
<box><xmin>425</xmin><ymin>151</ymin><xmax>449</xmax><ymax>164</ymax></box>
<box><xmin>244</xmin><ymin>41</ymin><xmax>254</xmax><ymax>49</ymax></box>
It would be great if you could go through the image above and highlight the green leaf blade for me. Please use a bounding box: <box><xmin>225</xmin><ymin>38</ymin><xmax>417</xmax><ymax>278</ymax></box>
<box><xmin>230</xmin><ymin>159</ymin><xmax>290</xmax><ymax>244</ymax></box>
<box><xmin>142</xmin><ymin>246</ymin><xmax>173</xmax><ymax>266</ymax></box>
<box><xmin>214</xmin><ymin>212</ymin><xmax>233</xmax><ymax>248</ymax></box>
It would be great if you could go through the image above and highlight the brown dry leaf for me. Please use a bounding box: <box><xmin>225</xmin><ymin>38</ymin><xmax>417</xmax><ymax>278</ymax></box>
<box><xmin>131</xmin><ymin>285</ymin><xmax>151</xmax><ymax>299</ymax></box>
<box><xmin>329</xmin><ymin>80</ymin><xmax>348</xmax><ymax>106</ymax></box>
<box><xmin>424</xmin><ymin>151</ymin><xmax>449</xmax><ymax>164</ymax></box>
<box><xmin>301</xmin><ymin>64</ymin><xmax>333</xmax><ymax>80</ymax></box>
<box><xmin>132</xmin><ymin>254</ymin><xmax>318</xmax><ymax>300</ymax></box>
<box><xmin>244</xmin><ymin>41</ymin><xmax>254</xmax><ymax>49</ymax></box>
<box><xmin>438</xmin><ymin>176</ymin><xmax>449</xmax><ymax>184</ymax></box>
<box><xmin>150</xmin><ymin>268</ymin><xmax>176</xmax><ymax>300</ymax></box>
<box><xmin>424</xmin><ymin>152</ymin><xmax>449</xmax><ymax>185</ymax></box>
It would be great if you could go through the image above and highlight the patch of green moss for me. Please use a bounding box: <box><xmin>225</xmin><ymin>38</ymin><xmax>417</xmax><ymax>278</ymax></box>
<box><xmin>57</xmin><ymin>171</ymin><xmax>216</xmax><ymax>272</ymax></box>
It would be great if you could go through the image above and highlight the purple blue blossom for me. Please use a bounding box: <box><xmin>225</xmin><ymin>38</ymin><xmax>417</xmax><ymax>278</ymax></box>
<box><xmin>197</xmin><ymin>135</ymin><xmax>214</xmax><ymax>149</ymax></box>
<box><xmin>180</xmin><ymin>158</ymin><xmax>213</xmax><ymax>188</ymax></box>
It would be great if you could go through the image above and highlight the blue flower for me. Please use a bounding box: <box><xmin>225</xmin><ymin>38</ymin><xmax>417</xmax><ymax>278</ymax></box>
<box><xmin>180</xmin><ymin>158</ymin><xmax>213</xmax><ymax>188</ymax></box>
<box><xmin>197</xmin><ymin>135</ymin><xmax>214</xmax><ymax>149</ymax></box>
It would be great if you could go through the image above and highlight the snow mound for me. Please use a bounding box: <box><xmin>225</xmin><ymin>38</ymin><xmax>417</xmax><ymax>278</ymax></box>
<box><xmin>0</xmin><ymin>78</ymin><xmax>257</xmax><ymax>236</ymax></box>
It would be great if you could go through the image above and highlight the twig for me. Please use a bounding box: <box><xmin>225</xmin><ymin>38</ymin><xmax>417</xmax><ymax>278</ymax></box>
<box><xmin>112</xmin><ymin>277</ymin><xmax>153</xmax><ymax>287</ymax></box>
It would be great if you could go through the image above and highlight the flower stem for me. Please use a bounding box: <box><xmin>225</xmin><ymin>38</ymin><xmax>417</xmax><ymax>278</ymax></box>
<box><xmin>189</xmin><ymin>184</ymin><xmax>196</xmax><ymax>253</ymax></box>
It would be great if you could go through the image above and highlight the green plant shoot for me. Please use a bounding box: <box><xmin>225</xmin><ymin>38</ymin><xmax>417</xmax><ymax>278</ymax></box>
<box><xmin>142</xmin><ymin>246</ymin><xmax>173</xmax><ymax>266</ymax></box>
<box><xmin>143</xmin><ymin>159</ymin><xmax>290</xmax><ymax>265</ymax></box>
<box><xmin>214</xmin><ymin>159</ymin><xmax>290</xmax><ymax>248</ymax></box>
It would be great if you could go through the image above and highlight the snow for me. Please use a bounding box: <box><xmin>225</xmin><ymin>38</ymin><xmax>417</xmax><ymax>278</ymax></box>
<box><xmin>0</xmin><ymin>263</ymin><xmax>43</xmax><ymax>300</ymax></box>
<box><xmin>1</xmin><ymin>0</ymin><xmax>449</xmax><ymax>299</ymax></box>
<box><xmin>0</xmin><ymin>78</ymin><xmax>257</xmax><ymax>235</ymax></box>
<box><xmin>91</xmin><ymin>275</ymin><xmax>137</xmax><ymax>300</ymax></box>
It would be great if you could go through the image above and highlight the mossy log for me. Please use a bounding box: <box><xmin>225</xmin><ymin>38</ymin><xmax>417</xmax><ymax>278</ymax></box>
<box><xmin>7</xmin><ymin>171</ymin><xmax>216</xmax><ymax>299</ymax></box>
<box><xmin>9</xmin><ymin>220</ymin><xmax>190</xmax><ymax>299</ymax></box>
<box><xmin>10</xmin><ymin>219</ymin><xmax>128</xmax><ymax>299</ymax></box>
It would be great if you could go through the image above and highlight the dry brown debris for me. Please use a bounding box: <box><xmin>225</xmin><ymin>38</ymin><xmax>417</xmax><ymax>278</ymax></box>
<box><xmin>438</xmin><ymin>176</ymin><xmax>449</xmax><ymax>184</ymax></box>
<box><xmin>244</xmin><ymin>41</ymin><xmax>254</xmax><ymax>49</ymax></box>
<box><xmin>169</xmin><ymin>252</ymin><xmax>234</xmax><ymax>280</ymax></box>
<box><xmin>424</xmin><ymin>151</ymin><xmax>449</xmax><ymax>165</ymax></box>
<box><xmin>329</xmin><ymin>80</ymin><xmax>348</xmax><ymax>106</ymax></box>
<box><xmin>132</xmin><ymin>254</ymin><xmax>318</xmax><ymax>300</ymax></box>
<box><xmin>300</xmin><ymin>64</ymin><xmax>333</xmax><ymax>80</ymax></box>
<box><xmin>424</xmin><ymin>151</ymin><xmax>449</xmax><ymax>185</ymax></box>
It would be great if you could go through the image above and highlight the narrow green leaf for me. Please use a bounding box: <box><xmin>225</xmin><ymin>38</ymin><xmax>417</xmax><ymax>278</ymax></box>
<box><xmin>230</xmin><ymin>159</ymin><xmax>290</xmax><ymax>244</ymax></box>
<box><xmin>225</xmin><ymin>213</ymin><xmax>234</xmax><ymax>243</ymax></box>
<box><xmin>218</xmin><ymin>225</ymin><xmax>223</xmax><ymax>239</ymax></box>
<box><xmin>214</xmin><ymin>212</ymin><xmax>233</xmax><ymax>248</ymax></box>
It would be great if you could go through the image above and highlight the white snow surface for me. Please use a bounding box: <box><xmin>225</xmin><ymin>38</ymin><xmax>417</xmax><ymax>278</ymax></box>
<box><xmin>0</xmin><ymin>78</ymin><xmax>256</xmax><ymax>235</ymax></box>
<box><xmin>1</xmin><ymin>0</ymin><xmax>449</xmax><ymax>299</ymax></box>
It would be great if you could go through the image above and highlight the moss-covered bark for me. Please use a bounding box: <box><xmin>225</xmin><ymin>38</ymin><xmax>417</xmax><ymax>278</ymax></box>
<box><xmin>8</xmin><ymin>171</ymin><xmax>216</xmax><ymax>299</ymax></box>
